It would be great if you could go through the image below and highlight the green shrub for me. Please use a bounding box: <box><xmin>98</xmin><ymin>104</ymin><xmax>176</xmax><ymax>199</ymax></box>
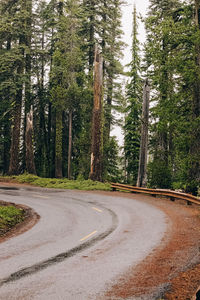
<box><xmin>185</xmin><ymin>180</ymin><xmax>199</xmax><ymax>196</ymax></box>
<box><xmin>0</xmin><ymin>206</ymin><xmax>24</xmax><ymax>232</ymax></box>
<box><xmin>172</xmin><ymin>181</ymin><xmax>184</xmax><ymax>191</ymax></box>
<box><xmin>16</xmin><ymin>173</ymin><xmax>39</xmax><ymax>183</ymax></box>
<box><xmin>147</xmin><ymin>159</ymin><xmax>172</xmax><ymax>189</ymax></box>
<box><xmin>0</xmin><ymin>174</ymin><xmax>111</xmax><ymax>191</ymax></box>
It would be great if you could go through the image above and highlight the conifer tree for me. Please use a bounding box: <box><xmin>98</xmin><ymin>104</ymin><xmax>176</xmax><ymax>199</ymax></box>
<box><xmin>144</xmin><ymin>0</ymin><xmax>200</xmax><ymax>193</ymax></box>
<box><xmin>51</xmin><ymin>0</ymin><xmax>83</xmax><ymax>178</ymax></box>
<box><xmin>81</xmin><ymin>0</ymin><xmax>124</xmax><ymax>180</ymax></box>
<box><xmin>32</xmin><ymin>0</ymin><xmax>49</xmax><ymax>177</ymax></box>
<box><xmin>124</xmin><ymin>5</ymin><xmax>142</xmax><ymax>184</ymax></box>
<box><xmin>100</xmin><ymin>0</ymin><xmax>124</xmax><ymax>180</ymax></box>
<box><xmin>0</xmin><ymin>0</ymin><xmax>123</xmax><ymax>181</ymax></box>
<box><xmin>101</xmin><ymin>0</ymin><xmax>124</xmax><ymax>141</ymax></box>
<box><xmin>189</xmin><ymin>0</ymin><xmax>200</xmax><ymax>192</ymax></box>
<box><xmin>0</xmin><ymin>0</ymin><xmax>35</xmax><ymax>175</ymax></box>
<box><xmin>21</xmin><ymin>0</ymin><xmax>33</xmax><ymax>172</ymax></box>
<box><xmin>145</xmin><ymin>0</ymin><xmax>181</xmax><ymax>188</ymax></box>
<box><xmin>8</xmin><ymin>0</ymin><xmax>28</xmax><ymax>175</ymax></box>
<box><xmin>0</xmin><ymin>0</ymin><xmax>15</xmax><ymax>173</ymax></box>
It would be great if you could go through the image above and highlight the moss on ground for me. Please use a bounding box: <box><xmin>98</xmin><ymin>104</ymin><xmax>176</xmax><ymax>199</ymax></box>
<box><xmin>0</xmin><ymin>174</ymin><xmax>111</xmax><ymax>191</ymax></box>
<box><xmin>0</xmin><ymin>205</ymin><xmax>25</xmax><ymax>236</ymax></box>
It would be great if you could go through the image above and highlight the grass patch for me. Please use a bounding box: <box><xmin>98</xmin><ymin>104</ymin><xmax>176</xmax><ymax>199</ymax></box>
<box><xmin>0</xmin><ymin>205</ymin><xmax>25</xmax><ymax>235</ymax></box>
<box><xmin>0</xmin><ymin>174</ymin><xmax>111</xmax><ymax>191</ymax></box>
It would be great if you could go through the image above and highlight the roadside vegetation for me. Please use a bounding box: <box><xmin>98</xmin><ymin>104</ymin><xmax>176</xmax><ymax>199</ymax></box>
<box><xmin>0</xmin><ymin>204</ymin><xmax>25</xmax><ymax>236</ymax></box>
<box><xmin>0</xmin><ymin>174</ymin><xmax>111</xmax><ymax>191</ymax></box>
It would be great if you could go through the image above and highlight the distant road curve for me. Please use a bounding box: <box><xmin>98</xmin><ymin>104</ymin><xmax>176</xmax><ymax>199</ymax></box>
<box><xmin>0</xmin><ymin>186</ymin><xmax>168</xmax><ymax>299</ymax></box>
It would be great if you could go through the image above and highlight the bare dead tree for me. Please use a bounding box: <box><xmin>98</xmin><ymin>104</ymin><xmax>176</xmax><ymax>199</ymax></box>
<box><xmin>89</xmin><ymin>46</ymin><xmax>103</xmax><ymax>181</ymax></box>
<box><xmin>137</xmin><ymin>79</ymin><xmax>150</xmax><ymax>187</ymax></box>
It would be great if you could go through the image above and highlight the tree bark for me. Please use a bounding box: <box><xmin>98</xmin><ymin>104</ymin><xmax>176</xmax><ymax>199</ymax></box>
<box><xmin>55</xmin><ymin>109</ymin><xmax>63</xmax><ymax>178</ymax></box>
<box><xmin>8</xmin><ymin>35</ymin><xmax>24</xmax><ymax>175</ymax></box>
<box><xmin>25</xmin><ymin>106</ymin><xmax>36</xmax><ymax>174</ymax></box>
<box><xmin>8</xmin><ymin>97</ymin><xmax>22</xmax><ymax>175</ymax></box>
<box><xmin>137</xmin><ymin>79</ymin><xmax>150</xmax><ymax>187</ymax></box>
<box><xmin>18</xmin><ymin>0</ymin><xmax>32</xmax><ymax>173</ymax></box>
<box><xmin>3</xmin><ymin>38</ymin><xmax>12</xmax><ymax>174</ymax></box>
<box><xmin>68</xmin><ymin>110</ymin><xmax>72</xmax><ymax>179</ymax></box>
<box><xmin>54</xmin><ymin>1</ymin><xmax>64</xmax><ymax>179</ymax></box>
<box><xmin>89</xmin><ymin>46</ymin><xmax>103</xmax><ymax>181</ymax></box>
<box><xmin>3</xmin><ymin>115</ymin><xmax>11</xmax><ymax>174</ymax></box>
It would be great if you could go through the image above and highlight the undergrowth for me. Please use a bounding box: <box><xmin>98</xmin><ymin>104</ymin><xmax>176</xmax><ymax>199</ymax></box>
<box><xmin>0</xmin><ymin>205</ymin><xmax>24</xmax><ymax>235</ymax></box>
<box><xmin>0</xmin><ymin>174</ymin><xmax>111</xmax><ymax>191</ymax></box>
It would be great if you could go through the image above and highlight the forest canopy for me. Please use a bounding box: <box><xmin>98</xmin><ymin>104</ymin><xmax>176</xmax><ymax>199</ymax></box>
<box><xmin>0</xmin><ymin>0</ymin><xmax>199</xmax><ymax>195</ymax></box>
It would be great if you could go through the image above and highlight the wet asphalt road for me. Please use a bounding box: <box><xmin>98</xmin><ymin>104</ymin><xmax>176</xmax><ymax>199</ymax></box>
<box><xmin>0</xmin><ymin>187</ymin><xmax>167</xmax><ymax>299</ymax></box>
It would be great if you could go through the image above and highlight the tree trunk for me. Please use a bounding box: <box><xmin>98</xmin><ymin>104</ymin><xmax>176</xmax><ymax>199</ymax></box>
<box><xmin>22</xmin><ymin>0</ymin><xmax>32</xmax><ymax>172</ymax></box>
<box><xmin>37</xmin><ymin>28</ymin><xmax>48</xmax><ymax>177</ymax></box>
<box><xmin>47</xmin><ymin>101</ymin><xmax>52</xmax><ymax>177</ymax></box>
<box><xmin>68</xmin><ymin>110</ymin><xmax>72</xmax><ymax>179</ymax></box>
<box><xmin>54</xmin><ymin>1</ymin><xmax>64</xmax><ymax>179</ymax></box>
<box><xmin>47</xmin><ymin>28</ymin><xmax>54</xmax><ymax>177</ymax></box>
<box><xmin>89</xmin><ymin>46</ymin><xmax>103</xmax><ymax>181</ymax></box>
<box><xmin>137</xmin><ymin>79</ymin><xmax>150</xmax><ymax>187</ymax></box>
<box><xmin>8</xmin><ymin>96</ymin><xmax>22</xmax><ymax>175</ymax></box>
<box><xmin>3</xmin><ymin>37</ymin><xmax>12</xmax><ymax>174</ymax></box>
<box><xmin>8</xmin><ymin>35</ymin><xmax>24</xmax><ymax>175</ymax></box>
<box><xmin>55</xmin><ymin>109</ymin><xmax>63</xmax><ymax>178</ymax></box>
<box><xmin>3</xmin><ymin>115</ymin><xmax>11</xmax><ymax>174</ymax></box>
<box><xmin>25</xmin><ymin>106</ymin><xmax>36</xmax><ymax>174</ymax></box>
<box><xmin>159</xmin><ymin>36</ymin><xmax>169</xmax><ymax>167</ymax></box>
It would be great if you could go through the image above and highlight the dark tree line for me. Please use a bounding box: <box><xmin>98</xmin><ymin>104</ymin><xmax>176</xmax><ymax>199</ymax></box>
<box><xmin>0</xmin><ymin>0</ymin><xmax>123</xmax><ymax>181</ymax></box>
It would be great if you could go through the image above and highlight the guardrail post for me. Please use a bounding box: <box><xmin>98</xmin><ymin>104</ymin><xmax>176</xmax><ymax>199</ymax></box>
<box><xmin>187</xmin><ymin>200</ymin><xmax>192</xmax><ymax>206</ymax></box>
<box><xmin>112</xmin><ymin>187</ymin><xmax>116</xmax><ymax>192</ymax></box>
<box><xmin>151</xmin><ymin>194</ymin><xmax>157</xmax><ymax>198</ymax></box>
<box><xmin>170</xmin><ymin>196</ymin><xmax>175</xmax><ymax>202</ymax></box>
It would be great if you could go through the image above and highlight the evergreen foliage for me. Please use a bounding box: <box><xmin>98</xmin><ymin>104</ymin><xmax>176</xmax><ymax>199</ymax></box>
<box><xmin>0</xmin><ymin>0</ymin><xmax>199</xmax><ymax>195</ymax></box>
<box><xmin>124</xmin><ymin>5</ymin><xmax>142</xmax><ymax>185</ymax></box>
<box><xmin>145</xmin><ymin>0</ymin><xmax>200</xmax><ymax>193</ymax></box>
<box><xmin>0</xmin><ymin>0</ymin><xmax>124</xmax><ymax>182</ymax></box>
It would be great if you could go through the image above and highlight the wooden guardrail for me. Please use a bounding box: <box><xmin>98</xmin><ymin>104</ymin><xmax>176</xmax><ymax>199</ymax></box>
<box><xmin>111</xmin><ymin>182</ymin><xmax>200</xmax><ymax>206</ymax></box>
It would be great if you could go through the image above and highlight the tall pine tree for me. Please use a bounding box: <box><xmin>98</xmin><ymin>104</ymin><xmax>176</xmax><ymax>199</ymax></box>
<box><xmin>145</xmin><ymin>0</ymin><xmax>181</xmax><ymax>188</ymax></box>
<box><xmin>124</xmin><ymin>5</ymin><xmax>142</xmax><ymax>184</ymax></box>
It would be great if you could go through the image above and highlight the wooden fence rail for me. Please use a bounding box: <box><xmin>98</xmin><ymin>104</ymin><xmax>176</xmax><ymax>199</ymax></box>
<box><xmin>111</xmin><ymin>183</ymin><xmax>200</xmax><ymax>206</ymax></box>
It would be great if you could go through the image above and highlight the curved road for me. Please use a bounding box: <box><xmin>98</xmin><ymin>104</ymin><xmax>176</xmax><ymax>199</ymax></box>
<box><xmin>0</xmin><ymin>187</ymin><xmax>167</xmax><ymax>299</ymax></box>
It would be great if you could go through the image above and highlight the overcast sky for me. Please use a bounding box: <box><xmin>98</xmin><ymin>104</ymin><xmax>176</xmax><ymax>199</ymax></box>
<box><xmin>111</xmin><ymin>0</ymin><xmax>149</xmax><ymax>145</ymax></box>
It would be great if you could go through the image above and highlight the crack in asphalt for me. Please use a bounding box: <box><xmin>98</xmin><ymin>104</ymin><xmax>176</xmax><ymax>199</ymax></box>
<box><xmin>0</xmin><ymin>206</ymin><xmax>118</xmax><ymax>287</ymax></box>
